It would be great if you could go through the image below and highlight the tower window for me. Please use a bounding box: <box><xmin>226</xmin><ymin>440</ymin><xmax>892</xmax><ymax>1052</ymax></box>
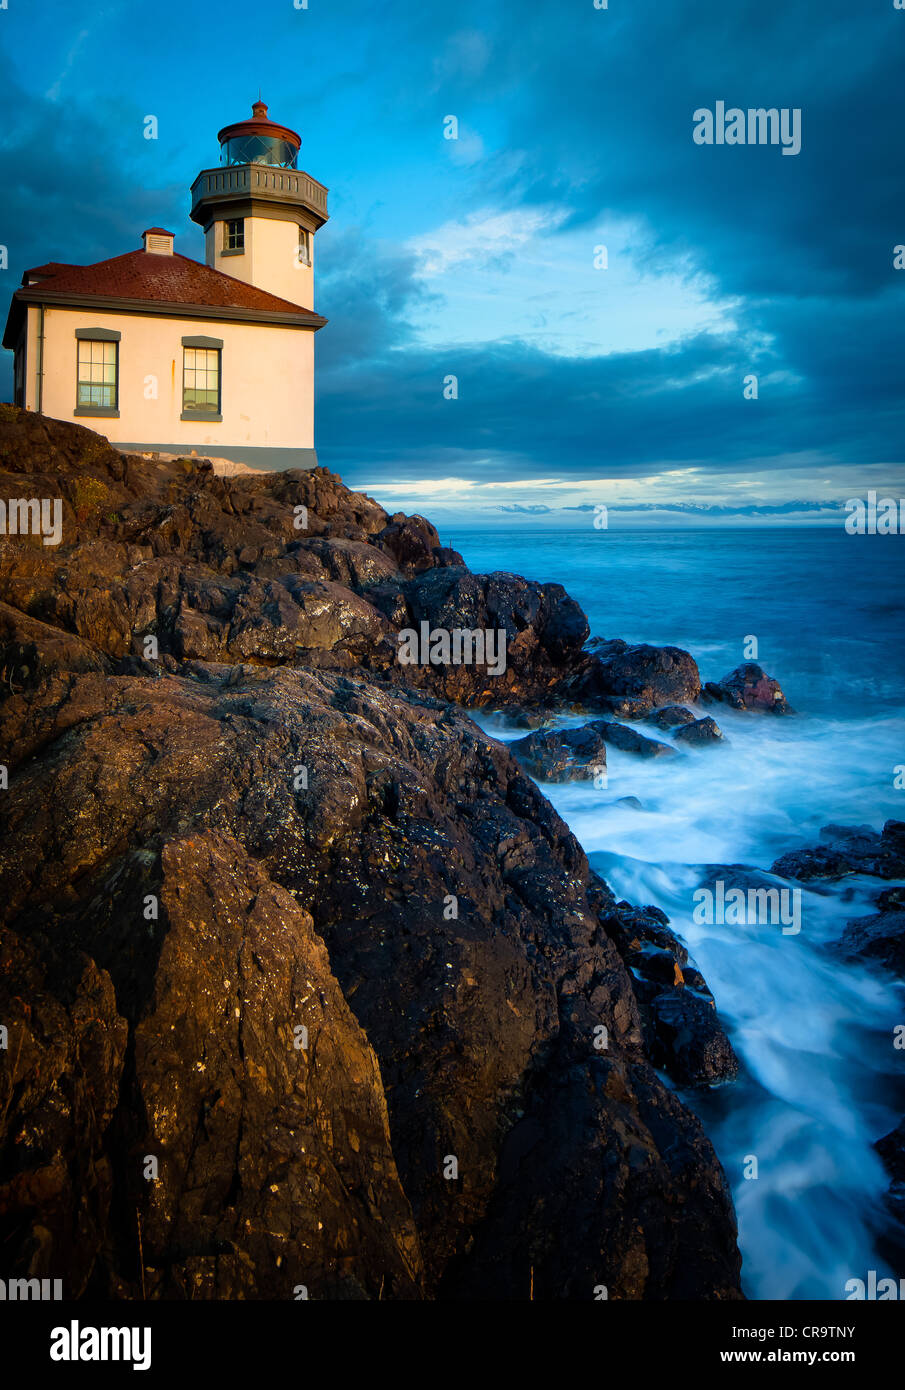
<box><xmin>297</xmin><ymin>227</ymin><xmax>311</xmax><ymax>266</ymax></box>
<box><xmin>221</xmin><ymin>134</ymin><xmax>298</xmax><ymax>170</ymax></box>
<box><xmin>182</xmin><ymin>346</ymin><xmax>221</xmax><ymax>417</ymax></box>
<box><xmin>76</xmin><ymin>338</ymin><xmax>118</xmax><ymax>413</ymax></box>
<box><xmin>224</xmin><ymin>219</ymin><xmax>245</xmax><ymax>252</ymax></box>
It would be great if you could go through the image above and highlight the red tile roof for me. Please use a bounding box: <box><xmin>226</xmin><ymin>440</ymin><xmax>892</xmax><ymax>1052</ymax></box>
<box><xmin>142</xmin><ymin>226</ymin><xmax>175</xmax><ymax>236</ymax></box>
<box><xmin>25</xmin><ymin>263</ymin><xmax>71</xmax><ymax>279</ymax></box>
<box><xmin>16</xmin><ymin>249</ymin><xmax>318</xmax><ymax>316</ymax></box>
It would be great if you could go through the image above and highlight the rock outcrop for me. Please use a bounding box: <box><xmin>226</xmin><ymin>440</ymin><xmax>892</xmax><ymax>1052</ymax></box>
<box><xmin>0</xmin><ymin>410</ymin><xmax>743</xmax><ymax>1300</ymax></box>
<box><xmin>591</xmin><ymin>891</ymin><xmax>739</xmax><ymax>1088</ymax></box>
<box><xmin>648</xmin><ymin>705</ymin><xmax>697</xmax><ymax>731</ymax></box>
<box><xmin>507</xmin><ymin>719</ymin><xmax>676</xmax><ymax>783</ymax></box>
<box><xmin>703</xmin><ymin>662</ymin><xmax>793</xmax><ymax>715</ymax></box>
<box><xmin>834</xmin><ymin>889</ymin><xmax>905</xmax><ymax>978</ymax></box>
<box><xmin>771</xmin><ymin>821</ymin><xmax>905</xmax><ymax>883</ymax></box>
<box><xmin>570</xmin><ymin>639</ymin><xmax>703</xmax><ymax>716</ymax></box>
<box><xmin>673</xmin><ymin>715</ymin><xmax>726</xmax><ymax>748</ymax></box>
<box><xmin>875</xmin><ymin>1119</ymin><xmax>905</xmax><ymax>1259</ymax></box>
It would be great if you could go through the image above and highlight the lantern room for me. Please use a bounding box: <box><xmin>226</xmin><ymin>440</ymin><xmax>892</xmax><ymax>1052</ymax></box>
<box><xmin>217</xmin><ymin>100</ymin><xmax>301</xmax><ymax>170</ymax></box>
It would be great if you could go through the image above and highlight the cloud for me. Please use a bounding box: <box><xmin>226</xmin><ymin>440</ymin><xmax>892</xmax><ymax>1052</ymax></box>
<box><xmin>408</xmin><ymin>207</ymin><xmax>567</xmax><ymax>277</ymax></box>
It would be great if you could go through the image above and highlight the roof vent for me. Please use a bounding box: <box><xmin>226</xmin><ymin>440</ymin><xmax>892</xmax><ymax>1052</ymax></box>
<box><xmin>142</xmin><ymin>228</ymin><xmax>175</xmax><ymax>255</ymax></box>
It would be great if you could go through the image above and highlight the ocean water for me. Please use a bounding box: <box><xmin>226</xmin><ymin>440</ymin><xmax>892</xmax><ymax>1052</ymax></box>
<box><xmin>457</xmin><ymin>525</ymin><xmax>905</xmax><ymax>1300</ymax></box>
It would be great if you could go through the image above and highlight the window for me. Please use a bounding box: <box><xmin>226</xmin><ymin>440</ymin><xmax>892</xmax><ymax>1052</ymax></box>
<box><xmin>76</xmin><ymin>338</ymin><xmax>118</xmax><ymax>412</ymax></box>
<box><xmin>297</xmin><ymin>226</ymin><xmax>311</xmax><ymax>266</ymax></box>
<box><xmin>224</xmin><ymin>218</ymin><xmax>245</xmax><ymax>252</ymax></box>
<box><xmin>182</xmin><ymin>344</ymin><xmax>221</xmax><ymax>418</ymax></box>
<box><xmin>221</xmin><ymin>135</ymin><xmax>297</xmax><ymax>170</ymax></box>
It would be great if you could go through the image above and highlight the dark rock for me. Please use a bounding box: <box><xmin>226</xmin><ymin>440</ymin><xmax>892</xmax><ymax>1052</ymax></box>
<box><xmin>646</xmin><ymin>990</ymin><xmax>740</xmax><ymax>1089</ymax></box>
<box><xmin>648</xmin><ymin>704</ymin><xmax>697</xmax><ymax>730</ymax></box>
<box><xmin>292</xmin><ymin>536</ymin><xmax>400</xmax><ymax>588</ymax></box>
<box><xmin>771</xmin><ymin>821</ymin><xmax>905</xmax><ymax>882</ymax></box>
<box><xmin>493</xmin><ymin>703</ymin><xmax>556</xmax><ymax>730</ymax></box>
<box><xmin>367</xmin><ymin>567</ymin><xmax>590</xmax><ymax>704</ymax></box>
<box><xmin>837</xmin><ymin>907</ymin><xmax>905</xmax><ymax>977</ymax></box>
<box><xmin>374</xmin><ymin>513</ymin><xmax>443</xmax><ymax>573</ymax></box>
<box><xmin>509</xmin><ymin>717</ymin><xmax>675</xmax><ymax>782</ymax></box>
<box><xmin>225</xmin><ymin>577</ymin><xmax>390</xmax><ymax>663</ymax></box>
<box><xmin>0</xmin><ymin>928</ymin><xmax>128</xmax><ymax>1297</ymax></box>
<box><xmin>874</xmin><ymin>1121</ymin><xmax>905</xmax><ymax>1253</ymax></box>
<box><xmin>703</xmin><ymin>663</ymin><xmax>794</xmax><ymax>715</ymax></box>
<box><xmin>0</xmin><ymin>411</ymin><xmax>743</xmax><ymax>1301</ymax></box>
<box><xmin>589</xmin><ymin>720</ymin><xmax>676</xmax><ymax>758</ymax></box>
<box><xmin>0</xmin><ymin>662</ymin><xmax>742</xmax><ymax>1299</ymax></box>
<box><xmin>509</xmin><ymin>725</ymin><xmax>607</xmax><ymax>782</ymax></box>
<box><xmin>699</xmin><ymin>864</ymin><xmax>792</xmax><ymax>897</ymax></box>
<box><xmin>0</xmin><ymin>600</ymin><xmax>111</xmax><ymax>687</ymax></box>
<box><xmin>673</xmin><ymin>715</ymin><xmax>726</xmax><ymax>747</ymax></box>
<box><xmin>593</xmin><ymin>893</ymin><xmax>739</xmax><ymax>1088</ymax></box>
<box><xmin>575</xmin><ymin>640</ymin><xmax>702</xmax><ymax>716</ymax></box>
<box><xmin>876</xmin><ymin>1120</ymin><xmax>905</xmax><ymax>1184</ymax></box>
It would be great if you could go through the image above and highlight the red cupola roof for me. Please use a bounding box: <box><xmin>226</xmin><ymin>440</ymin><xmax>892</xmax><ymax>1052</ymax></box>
<box><xmin>217</xmin><ymin>100</ymin><xmax>300</xmax><ymax>152</ymax></box>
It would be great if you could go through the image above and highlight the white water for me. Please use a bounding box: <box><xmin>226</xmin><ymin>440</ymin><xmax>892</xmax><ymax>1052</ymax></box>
<box><xmin>476</xmin><ymin>704</ymin><xmax>905</xmax><ymax>1299</ymax></box>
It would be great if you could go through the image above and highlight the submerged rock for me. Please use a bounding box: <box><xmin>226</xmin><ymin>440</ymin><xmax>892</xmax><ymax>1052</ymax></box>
<box><xmin>591</xmin><ymin>720</ymin><xmax>677</xmax><ymax>758</ymax></box>
<box><xmin>837</xmin><ymin>906</ymin><xmax>905</xmax><ymax>976</ymax></box>
<box><xmin>874</xmin><ymin>1120</ymin><xmax>905</xmax><ymax>1265</ymax></box>
<box><xmin>771</xmin><ymin>821</ymin><xmax>905</xmax><ymax>882</ymax></box>
<box><xmin>508</xmin><ymin>718</ymin><xmax>675</xmax><ymax>782</ymax></box>
<box><xmin>491</xmin><ymin>703</ymin><xmax>556</xmax><ymax>730</ymax></box>
<box><xmin>648</xmin><ymin>704</ymin><xmax>697</xmax><ymax>730</ymax></box>
<box><xmin>673</xmin><ymin>715</ymin><xmax>726</xmax><ymax>747</ymax></box>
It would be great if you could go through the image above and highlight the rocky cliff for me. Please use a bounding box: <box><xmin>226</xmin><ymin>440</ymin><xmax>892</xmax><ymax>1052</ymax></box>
<box><xmin>0</xmin><ymin>409</ymin><xmax>743</xmax><ymax>1299</ymax></box>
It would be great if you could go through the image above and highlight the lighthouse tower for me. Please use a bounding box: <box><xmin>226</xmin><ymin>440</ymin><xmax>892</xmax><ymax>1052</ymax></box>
<box><xmin>190</xmin><ymin>100</ymin><xmax>329</xmax><ymax>308</ymax></box>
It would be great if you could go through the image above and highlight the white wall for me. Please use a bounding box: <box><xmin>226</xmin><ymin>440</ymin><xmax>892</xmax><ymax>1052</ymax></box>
<box><xmin>207</xmin><ymin>216</ymin><xmax>315</xmax><ymax>310</ymax></box>
<box><xmin>31</xmin><ymin>304</ymin><xmax>316</xmax><ymax>451</ymax></box>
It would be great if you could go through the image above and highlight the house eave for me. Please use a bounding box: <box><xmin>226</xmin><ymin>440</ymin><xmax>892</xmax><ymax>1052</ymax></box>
<box><xmin>2</xmin><ymin>296</ymin><xmax>26</xmax><ymax>351</ymax></box>
<box><xmin>5</xmin><ymin>287</ymin><xmax>327</xmax><ymax>339</ymax></box>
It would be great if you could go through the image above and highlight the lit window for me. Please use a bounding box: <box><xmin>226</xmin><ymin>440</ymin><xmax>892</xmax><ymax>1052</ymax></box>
<box><xmin>224</xmin><ymin>219</ymin><xmax>245</xmax><ymax>252</ymax></box>
<box><xmin>77</xmin><ymin>339</ymin><xmax>117</xmax><ymax>410</ymax></box>
<box><xmin>183</xmin><ymin>347</ymin><xmax>221</xmax><ymax>414</ymax></box>
<box><xmin>297</xmin><ymin>227</ymin><xmax>311</xmax><ymax>266</ymax></box>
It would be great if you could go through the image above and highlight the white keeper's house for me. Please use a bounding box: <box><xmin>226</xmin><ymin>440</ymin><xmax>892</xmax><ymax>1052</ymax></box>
<box><xmin>3</xmin><ymin>100</ymin><xmax>328</xmax><ymax>470</ymax></box>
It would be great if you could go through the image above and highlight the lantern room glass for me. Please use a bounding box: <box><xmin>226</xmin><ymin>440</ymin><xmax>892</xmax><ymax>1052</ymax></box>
<box><xmin>220</xmin><ymin>134</ymin><xmax>298</xmax><ymax>169</ymax></box>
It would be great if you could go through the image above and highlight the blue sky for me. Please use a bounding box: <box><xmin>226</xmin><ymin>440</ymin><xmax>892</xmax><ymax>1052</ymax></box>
<box><xmin>1</xmin><ymin>0</ymin><xmax>903</xmax><ymax>523</ymax></box>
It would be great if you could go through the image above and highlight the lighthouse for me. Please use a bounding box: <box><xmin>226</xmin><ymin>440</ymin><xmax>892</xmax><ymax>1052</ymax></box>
<box><xmin>3</xmin><ymin>97</ymin><xmax>327</xmax><ymax>471</ymax></box>
<box><xmin>190</xmin><ymin>100</ymin><xmax>329</xmax><ymax>310</ymax></box>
